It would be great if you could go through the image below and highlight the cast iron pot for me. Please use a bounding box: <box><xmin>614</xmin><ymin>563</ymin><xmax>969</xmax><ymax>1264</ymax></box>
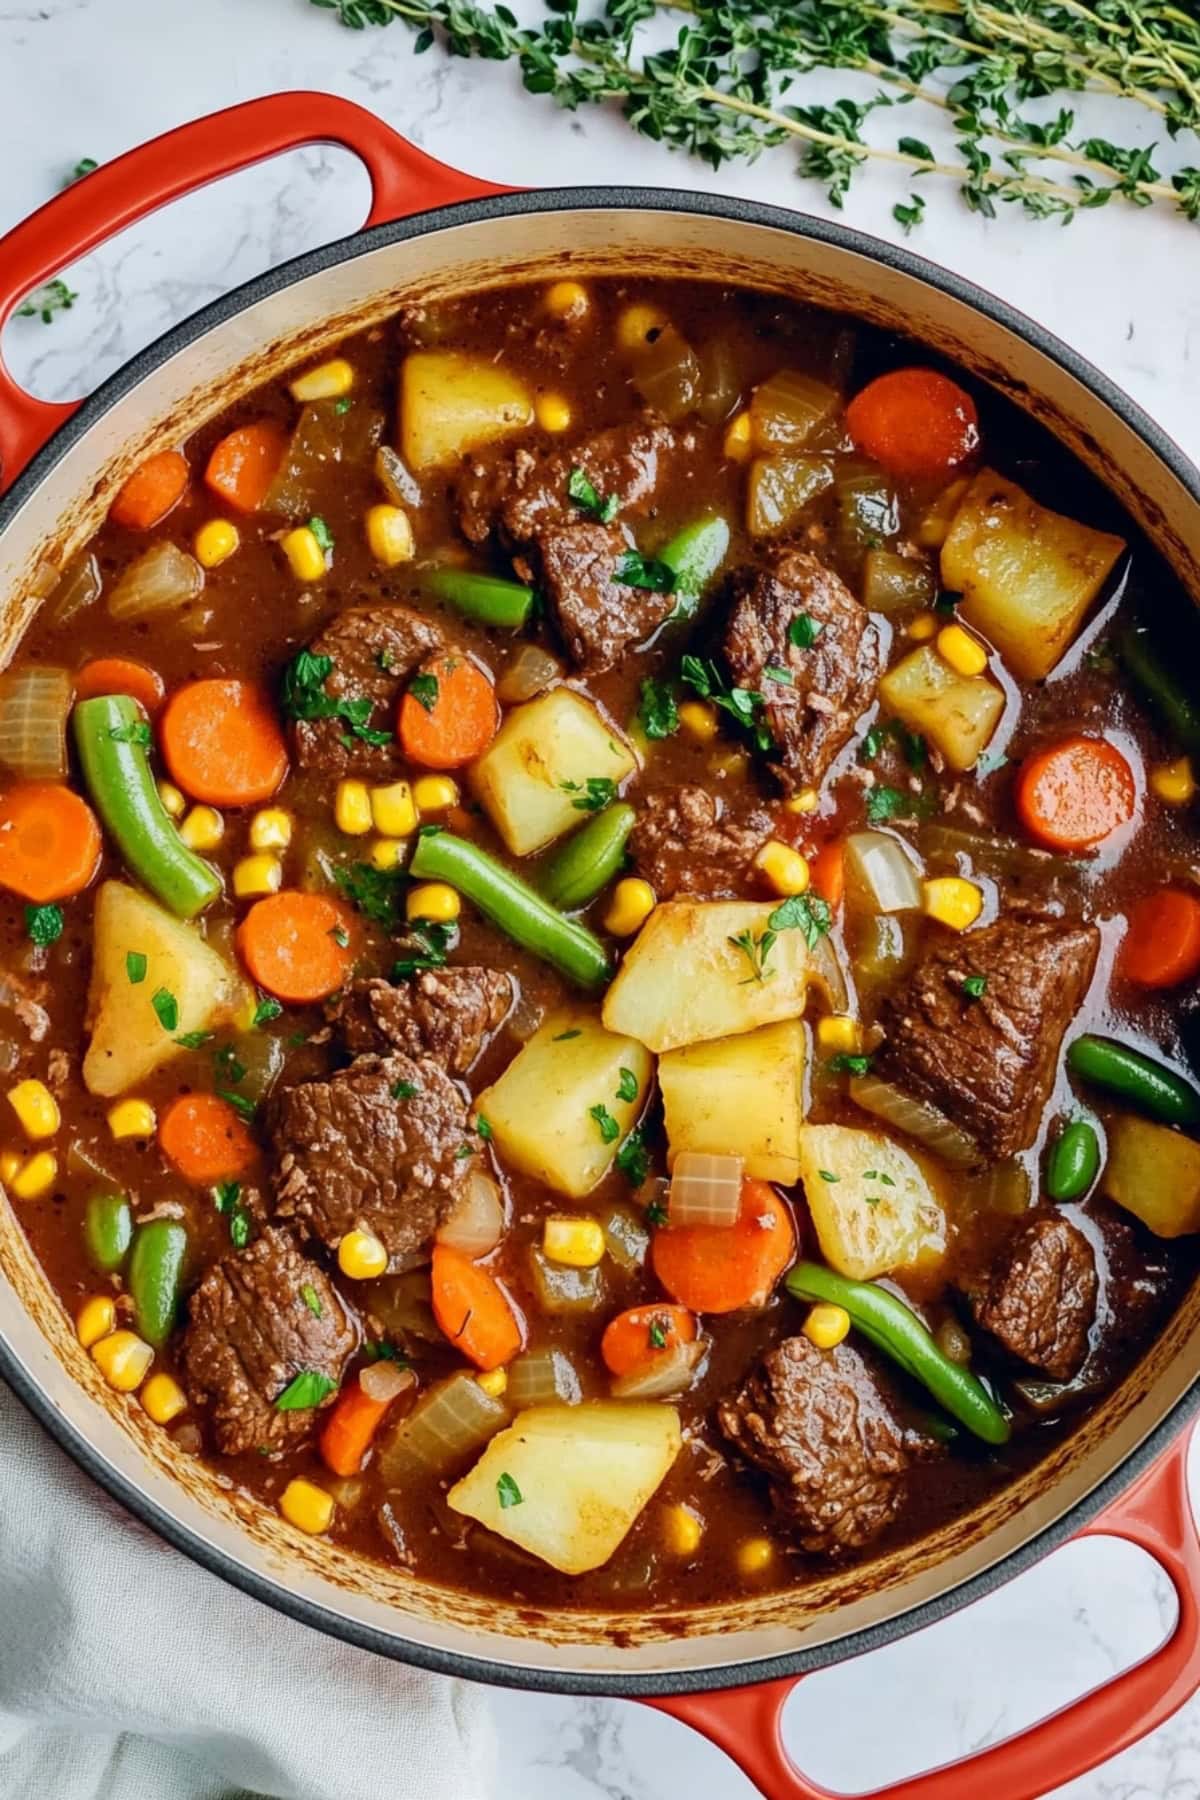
<box><xmin>0</xmin><ymin>92</ymin><xmax>1198</xmax><ymax>1800</ymax></box>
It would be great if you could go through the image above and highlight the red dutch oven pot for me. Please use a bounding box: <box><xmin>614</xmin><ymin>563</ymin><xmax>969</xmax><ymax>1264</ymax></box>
<box><xmin>1</xmin><ymin>93</ymin><xmax>1199</xmax><ymax>1800</ymax></box>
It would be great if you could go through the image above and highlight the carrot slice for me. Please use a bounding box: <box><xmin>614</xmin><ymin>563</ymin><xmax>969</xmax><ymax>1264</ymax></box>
<box><xmin>158</xmin><ymin>1093</ymin><xmax>258</xmax><ymax>1185</ymax></box>
<box><xmin>809</xmin><ymin>838</ymin><xmax>845</xmax><ymax>911</ymax></box>
<box><xmin>845</xmin><ymin>369</ymin><xmax>980</xmax><ymax>481</ymax></box>
<box><xmin>398</xmin><ymin>654</ymin><xmax>499</xmax><ymax>770</ymax></box>
<box><xmin>110</xmin><ymin>450</ymin><xmax>190</xmax><ymax>531</ymax></box>
<box><xmin>236</xmin><ymin>891</ymin><xmax>357</xmax><ymax>1004</ymax></box>
<box><xmin>430</xmin><ymin>1244</ymin><xmax>524</xmax><ymax>1371</ymax></box>
<box><xmin>75</xmin><ymin>657</ymin><xmax>166</xmax><ymax>716</ymax></box>
<box><xmin>1118</xmin><ymin>888</ymin><xmax>1200</xmax><ymax>989</ymax></box>
<box><xmin>0</xmin><ymin>782</ymin><xmax>101</xmax><ymax>903</ymax></box>
<box><xmin>652</xmin><ymin>1178</ymin><xmax>796</xmax><ymax>1315</ymax></box>
<box><xmin>1015</xmin><ymin>734</ymin><xmax>1137</xmax><ymax>852</ymax></box>
<box><xmin>203</xmin><ymin>422</ymin><xmax>286</xmax><ymax>514</ymax></box>
<box><xmin>160</xmin><ymin>678</ymin><xmax>288</xmax><ymax>806</ymax></box>
<box><xmin>600</xmin><ymin>1304</ymin><xmax>697</xmax><ymax>1379</ymax></box>
<box><xmin>319</xmin><ymin>1376</ymin><xmax>397</xmax><ymax>1478</ymax></box>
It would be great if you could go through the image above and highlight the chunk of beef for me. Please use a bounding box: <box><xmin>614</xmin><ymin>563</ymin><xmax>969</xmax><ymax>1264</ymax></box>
<box><xmin>182</xmin><ymin>1226</ymin><xmax>355</xmax><ymax>1456</ymax></box>
<box><xmin>874</xmin><ymin>915</ymin><xmax>1099</xmax><ymax>1162</ymax></box>
<box><xmin>328</xmin><ymin>969</ymin><xmax>513</xmax><ymax>1075</ymax></box>
<box><xmin>723</xmin><ymin>550</ymin><xmax>882</xmax><ymax>793</ymax></box>
<box><xmin>717</xmin><ymin>1335</ymin><xmax>938</xmax><ymax>1555</ymax></box>
<box><xmin>971</xmin><ymin>1211</ymin><xmax>1098</xmax><ymax>1380</ymax></box>
<box><xmin>290</xmin><ymin>605</ymin><xmax>442</xmax><ymax>777</ymax></box>
<box><xmin>629</xmin><ymin>785</ymin><xmax>773</xmax><ymax>900</ymax></box>
<box><xmin>537</xmin><ymin>520</ymin><xmax>673</xmax><ymax>673</ymax></box>
<box><xmin>457</xmin><ymin>419</ymin><xmax>681</xmax><ymax>546</ymax></box>
<box><xmin>272</xmin><ymin>1053</ymin><xmax>471</xmax><ymax>1262</ymax></box>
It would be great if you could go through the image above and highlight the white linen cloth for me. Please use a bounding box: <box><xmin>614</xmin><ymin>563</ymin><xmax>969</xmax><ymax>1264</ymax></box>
<box><xmin>0</xmin><ymin>1380</ymin><xmax>496</xmax><ymax>1799</ymax></box>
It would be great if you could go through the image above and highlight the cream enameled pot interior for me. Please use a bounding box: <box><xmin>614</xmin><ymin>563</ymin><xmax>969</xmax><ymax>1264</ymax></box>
<box><xmin>2</xmin><ymin>199</ymin><xmax>1199</xmax><ymax>1684</ymax></box>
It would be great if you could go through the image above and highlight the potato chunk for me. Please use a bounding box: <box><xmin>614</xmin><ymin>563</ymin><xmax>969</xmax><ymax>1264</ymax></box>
<box><xmin>469</xmin><ymin>688</ymin><xmax>636</xmax><ymax>857</ymax></box>
<box><xmin>448</xmin><ymin>1402</ymin><xmax>682</xmax><ymax>1574</ymax></box>
<box><xmin>795</xmin><ymin>1123</ymin><xmax>946</xmax><ymax>1281</ymax></box>
<box><xmin>1102</xmin><ymin>1112</ymin><xmax>1200</xmax><ymax>1237</ymax></box>
<box><xmin>477</xmin><ymin>1009</ymin><xmax>651</xmax><ymax>1199</ymax></box>
<box><xmin>659</xmin><ymin>1019</ymin><xmax>805</xmax><ymax>1183</ymax></box>
<box><xmin>83</xmin><ymin>882</ymin><xmax>246</xmax><ymax>1097</ymax></box>
<box><xmin>602</xmin><ymin>901</ymin><xmax>810</xmax><ymax>1053</ymax></box>
<box><xmin>941</xmin><ymin>469</ymin><xmax>1125</xmax><ymax>680</ymax></box>
<box><xmin>400</xmin><ymin>350</ymin><xmax>534</xmax><ymax>472</ymax></box>
<box><xmin>879</xmin><ymin>644</ymin><xmax>1004</xmax><ymax>773</ymax></box>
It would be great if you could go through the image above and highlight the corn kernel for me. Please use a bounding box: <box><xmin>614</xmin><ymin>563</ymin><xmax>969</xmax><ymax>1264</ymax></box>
<box><xmin>178</xmin><ymin>805</ymin><xmax>224</xmax><ymax>853</ymax></box>
<box><xmin>289</xmin><ymin>357</ymin><xmax>354</xmax><ymax>402</ymax></box>
<box><xmin>365</xmin><ymin>503</ymin><xmax>415</xmax><ymax>568</ymax></box>
<box><xmin>678</xmin><ymin>700</ymin><xmax>719</xmax><ymax>743</ymax></box>
<box><xmin>1151</xmin><ymin>756</ymin><xmax>1196</xmax><ymax>806</ymax></box>
<box><xmin>142</xmin><ymin>1371</ymin><xmax>188</xmax><ymax>1425</ymax></box>
<box><xmin>369</xmin><ymin>780</ymin><xmax>417</xmax><ymax>838</ymax></box>
<box><xmin>816</xmin><ymin>1015</ymin><xmax>863</xmax><ymax>1056</ymax></box>
<box><xmin>0</xmin><ymin>1150</ymin><xmax>21</xmax><ymax>1186</ymax></box>
<box><xmin>406</xmin><ymin>882</ymin><xmax>461</xmax><ymax>924</ymax></box>
<box><xmin>476</xmin><ymin>1368</ymin><xmax>508</xmax><ymax>1399</ymax></box>
<box><xmin>542</xmin><ymin>1215</ymin><xmax>606</xmax><ymax>1269</ymax></box>
<box><xmin>335</xmin><ymin>779</ymin><xmax>373</xmax><ymax>837</ymax></box>
<box><xmin>157</xmin><ymin>779</ymin><xmax>186</xmax><ymax>818</ymax></box>
<box><xmin>536</xmin><ymin>392</ymin><xmax>572</xmax><ymax>433</ymax></box>
<box><xmin>281</xmin><ymin>525</ymin><xmax>328</xmax><ymax>584</ymax></box>
<box><xmin>76</xmin><ymin>1293</ymin><xmax>116</xmax><ymax>1350</ymax></box>
<box><xmin>193</xmin><ymin>518</ymin><xmax>240</xmax><ymax>569</ymax></box>
<box><xmin>11</xmin><ymin>1151</ymin><xmax>57</xmax><ymax>1200</ymax></box>
<box><xmin>922</xmin><ymin>875</ymin><xmax>984</xmax><ymax>932</ymax></box>
<box><xmin>338</xmin><ymin>1228</ymin><xmax>389</xmax><ymax>1281</ymax></box>
<box><xmin>107</xmin><ymin>1098</ymin><xmax>156</xmax><ymax>1141</ymax></box>
<box><xmin>784</xmin><ymin>787</ymin><xmax>819</xmax><ymax>815</ymax></box>
<box><xmin>663</xmin><ymin>1504</ymin><xmax>704</xmax><ymax>1557</ymax></box>
<box><xmin>369</xmin><ymin>837</ymin><xmax>405</xmax><ymax>872</ymax></box>
<box><xmin>413</xmin><ymin>775</ymin><xmax>459</xmax><ymax>814</ymax></box>
<box><xmin>544</xmin><ymin>280</ymin><xmax>590</xmax><ymax>320</ymax></box>
<box><xmin>92</xmin><ymin>1329</ymin><xmax>154</xmax><ymax>1393</ymax></box>
<box><xmin>736</xmin><ymin>1536</ymin><xmax>775</xmax><ymax>1577</ymax></box>
<box><xmin>604</xmin><ymin>877</ymin><xmax>656</xmax><ymax>938</ymax></box>
<box><xmin>280</xmin><ymin>1477</ymin><xmax>335</xmax><ymax>1536</ymax></box>
<box><xmin>755</xmin><ymin>840</ymin><xmax>811</xmax><ymax>898</ymax></box>
<box><xmin>907</xmin><ymin>611</ymin><xmax>938</xmax><ymax>641</ymax></box>
<box><xmin>616</xmin><ymin>303</ymin><xmax>669</xmax><ymax>351</ymax></box>
<box><xmin>232</xmin><ymin>853</ymin><xmax>283</xmax><ymax>900</ymax></box>
<box><xmin>723</xmin><ymin>409</ymin><xmax>753</xmax><ymax>463</ymax></box>
<box><xmin>937</xmin><ymin>622</ymin><xmax>989</xmax><ymax>678</ymax></box>
<box><xmin>803</xmin><ymin>1303</ymin><xmax>851</xmax><ymax>1350</ymax></box>
<box><xmin>7</xmin><ymin>1079</ymin><xmax>60</xmax><ymax>1141</ymax></box>
<box><xmin>249</xmin><ymin>808</ymin><xmax>293</xmax><ymax>853</ymax></box>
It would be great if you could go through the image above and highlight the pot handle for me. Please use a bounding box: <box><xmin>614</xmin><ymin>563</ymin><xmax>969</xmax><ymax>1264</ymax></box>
<box><xmin>648</xmin><ymin>1426</ymin><xmax>1199</xmax><ymax>1800</ymax></box>
<box><xmin>0</xmin><ymin>91</ymin><xmax>509</xmax><ymax>489</ymax></box>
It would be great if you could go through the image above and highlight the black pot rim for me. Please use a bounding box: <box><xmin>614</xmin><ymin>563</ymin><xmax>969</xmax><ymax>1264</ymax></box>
<box><xmin>1</xmin><ymin>181</ymin><xmax>1198</xmax><ymax>1700</ymax></box>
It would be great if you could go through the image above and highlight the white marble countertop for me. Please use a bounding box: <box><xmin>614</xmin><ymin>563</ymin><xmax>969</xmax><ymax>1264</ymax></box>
<box><xmin>3</xmin><ymin>3</ymin><xmax>1200</xmax><ymax>1797</ymax></box>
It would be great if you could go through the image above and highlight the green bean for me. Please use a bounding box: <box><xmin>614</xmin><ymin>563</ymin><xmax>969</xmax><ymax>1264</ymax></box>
<box><xmin>785</xmin><ymin>1261</ymin><xmax>1011</xmax><ymax>1445</ymax></box>
<box><xmin>539</xmin><ymin>804</ymin><xmax>636</xmax><ymax>911</ymax></box>
<box><xmin>128</xmin><ymin>1219</ymin><xmax>188</xmax><ymax>1348</ymax></box>
<box><xmin>661</xmin><ymin>515</ymin><xmax>731</xmax><ymax>621</ymax></box>
<box><xmin>1045</xmin><ymin>1116</ymin><xmax>1102</xmax><ymax>1202</ymax></box>
<box><xmin>83</xmin><ymin>1191</ymin><xmax>132</xmax><ymax>1273</ymax></box>
<box><xmin>1119</xmin><ymin>627</ymin><xmax>1200</xmax><ymax>758</ymax></box>
<box><xmin>424</xmin><ymin>567</ymin><xmax>534</xmax><ymax>629</ymax></box>
<box><xmin>409</xmin><ymin>827</ymin><xmax>611</xmax><ymax>990</ymax></box>
<box><xmin>73</xmin><ymin>695</ymin><xmax>222</xmax><ymax>918</ymax></box>
<box><xmin>1067</xmin><ymin>1033</ymin><xmax>1200</xmax><ymax>1129</ymax></box>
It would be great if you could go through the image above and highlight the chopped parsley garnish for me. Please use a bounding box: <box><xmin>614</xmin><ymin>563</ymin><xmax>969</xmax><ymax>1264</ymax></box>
<box><xmin>859</xmin><ymin>719</ymin><xmax>926</xmax><ymax>770</ymax></box>
<box><xmin>648</xmin><ymin>1316</ymin><xmax>669</xmax><ymax>1350</ymax></box>
<box><xmin>392</xmin><ymin>1080</ymin><xmax>420</xmax><ymax>1100</ymax></box>
<box><xmin>25</xmin><ymin>903</ymin><xmax>63</xmax><ymax>947</ymax></box>
<box><xmin>616</xmin><ymin>1067</ymin><xmax>638</xmax><ymax>1103</ymax></box>
<box><xmin>109</xmin><ymin>720</ymin><xmax>152</xmax><ymax>746</ymax></box>
<box><xmin>644</xmin><ymin>1197</ymin><xmax>668</xmax><ymax>1228</ymax></box>
<box><xmin>308</xmin><ymin>515</ymin><xmax>334</xmax><ymax>556</ymax></box>
<box><xmin>252</xmin><ymin>995</ymin><xmax>283</xmax><ymax>1028</ymax></box>
<box><xmin>126</xmin><ymin>951</ymin><xmax>147</xmax><ymax>985</ymax></box>
<box><xmin>329</xmin><ymin>923</ymin><xmax>351</xmax><ymax>949</ymax></box>
<box><xmin>280</xmin><ymin>647</ymin><xmax>392</xmax><ymax>749</ymax></box>
<box><xmin>214</xmin><ymin>1181</ymin><xmax>252</xmax><ymax>1249</ymax></box>
<box><xmin>680</xmin><ymin>655</ymin><xmax>772</xmax><ymax>752</ymax></box>
<box><xmin>151</xmin><ymin>987</ymin><xmax>178</xmax><ymax>1033</ymax></box>
<box><xmin>818</xmin><ymin>1169</ymin><xmax>840</xmax><ymax>1183</ymax></box>
<box><xmin>788</xmin><ymin>612</ymin><xmax>824</xmax><ymax>650</ymax></box>
<box><xmin>408</xmin><ymin>672</ymin><xmax>440</xmax><ymax>714</ymax></box>
<box><xmin>616</xmin><ymin>1125</ymin><xmax>650</xmax><ymax>1189</ymax></box>
<box><xmin>728</xmin><ymin>926</ymin><xmax>772</xmax><ymax>984</ymax></box>
<box><xmin>18</xmin><ymin>278</ymin><xmax>76</xmax><ymax>323</ymax></box>
<box><xmin>217</xmin><ymin>1089</ymin><xmax>257</xmax><ymax>1123</ymax></box>
<box><xmin>729</xmin><ymin>892</ymin><xmax>832</xmax><ymax>983</ymax></box>
<box><xmin>475</xmin><ymin>1114</ymin><xmax>492</xmax><ymax>1141</ymax></box>
<box><xmin>638</xmin><ymin>677</ymin><xmax>679</xmax><ymax>741</ymax></box>
<box><xmin>962</xmin><ymin>973</ymin><xmax>988</xmax><ymax>1001</ymax></box>
<box><xmin>392</xmin><ymin>919</ymin><xmax>456</xmax><ymax>979</ymax></box>
<box><xmin>275</xmin><ymin>1370</ymin><xmax>336</xmax><ymax>1412</ymax></box>
<box><xmin>935</xmin><ymin>589</ymin><xmax>962</xmax><ymax>616</ymax></box>
<box><xmin>764</xmin><ymin>664</ymin><xmax>794</xmax><ymax>686</ymax></box>
<box><xmin>455</xmin><ymin>1143</ymin><xmax>474</xmax><ymax>1161</ymax></box>
<box><xmin>175</xmin><ymin>1031</ymin><xmax>214</xmax><ymax>1051</ymax></box>
<box><xmin>614</xmin><ymin>548</ymin><xmax>676</xmax><ymax>594</ymax></box>
<box><xmin>553</xmin><ymin>1028</ymin><xmax>582</xmax><ymax>1042</ymax></box>
<box><xmin>589</xmin><ymin>1102</ymin><xmax>621</xmax><ymax>1144</ymax></box>
<box><xmin>866</xmin><ymin>783</ymin><xmax>932</xmax><ymax>826</ymax></box>
<box><xmin>70</xmin><ymin>157</ymin><xmax>99</xmax><ymax>182</ymax></box>
<box><xmin>301</xmin><ymin>1283</ymin><xmax>324</xmax><ymax>1319</ymax></box>
<box><xmin>377</xmin><ymin>647</ymin><xmax>397</xmax><ymax>672</ymax></box>
<box><xmin>214</xmin><ymin>1043</ymin><xmax>246</xmax><ymax>1084</ymax></box>
<box><xmin>363</xmin><ymin>1340</ymin><xmax>407</xmax><ymax>1363</ymax></box>
<box><xmin>560</xmin><ymin>776</ymin><xmax>618</xmax><ymax>813</ymax></box>
<box><xmin>567</xmin><ymin>465</ymin><xmax>618</xmax><ymax>523</ymax></box>
<box><xmin>496</xmin><ymin>1472</ymin><xmax>524</xmax><ymax>1509</ymax></box>
<box><xmin>333</xmin><ymin>860</ymin><xmax>406</xmax><ymax>929</ymax></box>
<box><xmin>827</xmin><ymin>1053</ymin><xmax>873</xmax><ymax>1076</ymax></box>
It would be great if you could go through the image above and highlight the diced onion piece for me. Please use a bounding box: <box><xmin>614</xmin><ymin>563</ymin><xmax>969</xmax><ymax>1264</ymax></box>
<box><xmin>810</xmin><ymin>931</ymin><xmax>851</xmax><ymax>1014</ymax></box>
<box><xmin>377</xmin><ymin>1371</ymin><xmax>507</xmax><ymax>1480</ymax></box>
<box><xmin>529</xmin><ymin>1247</ymin><xmax>604</xmax><ymax>1315</ymax></box>
<box><xmin>374</xmin><ymin>443</ymin><xmax>423</xmax><ymax>508</ymax></box>
<box><xmin>48</xmin><ymin>552</ymin><xmax>102</xmax><ymax>625</ymax></box>
<box><xmin>668</xmin><ymin>1151</ymin><xmax>744</xmax><ymax>1227</ymax></box>
<box><xmin>611</xmin><ymin>1340</ymin><xmax>703</xmax><ymax>1400</ymax></box>
<box><xmin>750</xmin><ymin>370</ymin><xmax>839</xmax><ymax>451</ymax></box>
<box><xmin>266</xmin><ymin>402</ymin><xmax>385</xmax><ymax>517</ymax></box>
<box><xmin>746</xmin><ymin>455</ymin><xmax>833</xmax><ymax>538</ymax></box>
<box><xmin>849</xmin><ymin>1073</ymin><xmax>979</xmax><ymax>1168</ymax></box>
<box><xmin>630</xmin><ymin>328</ymin><xmax>701</xmax><ymax>422</ymax></box>
<box><xmin>496</xmin><ymin>644</ymin><xmax>563</xmax><ymax>705</ymax></box>
<box><xmin>598</xmin><ymin>1202</ymin><xmax>650</xmax><ymax>1271</ymax></box>
<box><xmin>108</xmin><ymin>541</ymin><xmax>204</xmax><ymax>620</ymax></box>
<box><xmin>844</xmin><ymin>831</ymin><xmax>923</xmax><ymax>915</ymax></box>
<box><xmin>966</xmin><ymin>1160</ymin><xmax>1032</xmax><ymax>1216</ymax></box>
<box><xmin>696</xmin><ymin>337</ymin><xmax>741</xmax><ymax>425</ymax></box>
<box><xmin>359</xmin><ymin>1359</ymin><xmax>417</xmax><ymax>1404</ymax></box>
<box><xmin>506</xmin><ymin>1346</ymin><xmax>583</xmax><ymax>1408</ymax></box>
<box><xmin>851</xmin><ymin>912</ymin><xmax>918</xmax><ymax>991</ymax></box>
<box><xmin>0</xmin><ymin>666</ymin><xmax>71</xmax><ymax>780</ymax></box>
<box><xmin>369</xmin><ymin>1269</ymin><xmax>441</xmax><ymax>1342</ymax></box>
<box><xmin>834</xmin><ymin>459</ymin><xmax>899</xmax><ymax>564</ymax></box>
<box><xmin>436</xmin><ymin>1170</ymin><xmax>506</xmax><ymax>1259</ymax></box>
<box><xmin>862</xmin><ymin>549</ymin><xmax>936</xmax><ymax>615</ymax></box>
